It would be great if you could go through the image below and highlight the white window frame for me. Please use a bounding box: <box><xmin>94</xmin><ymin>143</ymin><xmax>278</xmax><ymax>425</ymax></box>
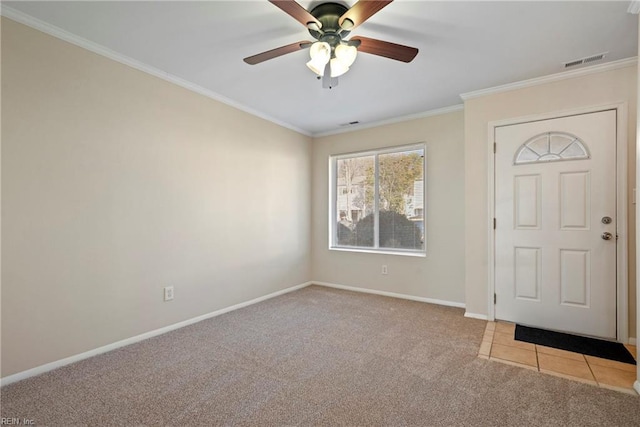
<box><xmin>329</xmin><ymin>143</ymin><xmax>427</xmax><ymax>257</ymax></box>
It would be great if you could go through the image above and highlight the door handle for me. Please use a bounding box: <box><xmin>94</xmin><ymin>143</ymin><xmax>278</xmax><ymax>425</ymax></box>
<box><xmin>601</xmin><ymin>232</ymin><xmax>613</xmax><ymax>241</ymax></box>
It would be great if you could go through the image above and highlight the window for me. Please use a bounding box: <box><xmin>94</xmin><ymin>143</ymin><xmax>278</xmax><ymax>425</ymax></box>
<box><xmin>330</xmin><ymin>144</ymin><xmax>426</xmax><ymax>255</ymax></box>
<box><xmin>514</xmin><ymin>132</ymin><xmax>589</xmax><ymax>164</ymax></box>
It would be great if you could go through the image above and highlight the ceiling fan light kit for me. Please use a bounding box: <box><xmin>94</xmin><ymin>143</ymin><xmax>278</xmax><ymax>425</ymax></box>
<box><xmin>244</xmin><ymin>0</ymin><xmax>419</xmax><ymax>88</ymax></box>
<box><xmin>307</xmin><ymin>41</ymin><xmax>357</xmax><ymax>77</ymax></box>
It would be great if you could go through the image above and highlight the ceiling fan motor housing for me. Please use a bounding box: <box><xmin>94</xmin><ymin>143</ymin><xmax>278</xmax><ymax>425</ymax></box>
<box><xmin>308</xmin><ymin>3</ymin><xmax>351</xmax><ymax>45</ymax></box>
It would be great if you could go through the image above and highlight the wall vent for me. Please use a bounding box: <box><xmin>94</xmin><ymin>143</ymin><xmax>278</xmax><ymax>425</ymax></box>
<box><xmin>563</xmin><ymin>52</ymin><xmax>607</xmax><ymax>68</ymax></box>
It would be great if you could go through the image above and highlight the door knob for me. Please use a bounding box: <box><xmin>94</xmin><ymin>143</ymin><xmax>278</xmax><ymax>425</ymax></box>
<box><xmin>601</xmin><ymin>232</ymin><xmax>613</xmax><ymax>241</ymax></box>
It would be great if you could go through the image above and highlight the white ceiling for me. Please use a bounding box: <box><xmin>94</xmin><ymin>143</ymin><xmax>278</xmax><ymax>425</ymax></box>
<box><xmin>3</xmin><ymin>1</ymin><xmax>638</xmax><ymax>135</ymax></box>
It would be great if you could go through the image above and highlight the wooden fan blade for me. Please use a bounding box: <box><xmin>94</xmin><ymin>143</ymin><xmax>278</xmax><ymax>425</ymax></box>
<box><xmin>243</xmin><ymin>41</ymin><xmax>311</xmax><ymax>65</ymax></box>
<box><xmin>339</xmin><ymin>0</ymin><xmax>393</xmax><ymax>30</ymax></box>
<box><xmin>351</xmin><ymin>36</ymin><xmax>418</xmax><ymax>63</ymax></box>
<box><xmin>269</xmin><ymin>0</ymin><xmax>322</xmax><ymax>29</ymax></box>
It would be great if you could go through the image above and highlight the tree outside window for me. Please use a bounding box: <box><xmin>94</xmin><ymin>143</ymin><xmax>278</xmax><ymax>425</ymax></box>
<box><xmin>332</xmin><ymin>145</ymin><xmax>425</xmax><ymax>254</ymax></box>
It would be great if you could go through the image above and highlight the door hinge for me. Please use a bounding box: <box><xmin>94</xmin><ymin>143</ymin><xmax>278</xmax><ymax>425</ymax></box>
<box><xmin>493</xmin><ymin>218</ymin><xmax>496</xmax><ymax>229</ymax></box>
<box><xmin>493</xmin><ymin>142</ymin><xmax>496</xmax><ymax>153</ymax></box>
<box><xmin>494</xmin><ymin>293</ymin><xmax>497</xmax><ymax>304</ymax></box>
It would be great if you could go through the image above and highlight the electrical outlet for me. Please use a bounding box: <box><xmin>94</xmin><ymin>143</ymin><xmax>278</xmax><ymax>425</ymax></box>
<box><xmin>382</xmin><ymin>265</ymin><xmax>388</xmax><ymax>275</ymax></box>
<box><xmin>164</xmin><ymin>286</ymin><xmax>174</xmax><ymax>301</ymax></box>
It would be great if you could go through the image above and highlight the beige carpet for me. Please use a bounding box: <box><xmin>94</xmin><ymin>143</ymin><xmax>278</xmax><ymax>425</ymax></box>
<box><xmin>1</xmin><ymin>285</ymin><xmax>639</xmax><ymax>426</ymax></box>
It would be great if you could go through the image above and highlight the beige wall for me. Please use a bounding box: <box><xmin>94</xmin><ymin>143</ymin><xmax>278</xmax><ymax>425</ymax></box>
<box><xmin>1</xmin><ymin>18</ymin><xmax>312</xmax><ymax>377</ymax></box>
<box><xmin>464</xmin><ymin>65</ymin><xmax>638</xmax><ymax>338</ymax></box>
<box><xmin>311</xmin><ymin>111</ymin><xmax>466</xmax><ymax>304</ymax></box>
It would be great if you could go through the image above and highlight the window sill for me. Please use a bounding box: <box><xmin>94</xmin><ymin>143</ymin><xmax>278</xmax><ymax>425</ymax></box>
<box><xmin>329</xmin><ymin>246</ymin><xmax>427</xmax><ymax>258</ymax></box>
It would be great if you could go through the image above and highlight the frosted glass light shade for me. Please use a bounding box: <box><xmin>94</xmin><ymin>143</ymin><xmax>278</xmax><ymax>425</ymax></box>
<box><xmin>306</xmin><ymin>42</ymin><xmax>331</xmax><ymax>75</ymax></box>
<box><xmin>330</xmin><ymin>58</ymin><xmax>349</xmax><ymax>77</ymax></box>
<box><xmin>307</xmin><ymin>57</ymin><xmax>328</xmax><ymax>75</ymax></box>
<box><xmin>335</xmin><ymin>44</ymin><xmax>357</xmax><ymax>67</ymax></box>
<box><xmin>309</xmin><ymin>42</ymin><xmax>331</xmax><ymax>60</ymax></box>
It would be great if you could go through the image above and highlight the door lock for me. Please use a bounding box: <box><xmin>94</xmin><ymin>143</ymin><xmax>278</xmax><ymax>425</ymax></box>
<box><xmin>601</xmin><ymin>216</ymin><xmax>612</xmax><ymax>224</ymax></box>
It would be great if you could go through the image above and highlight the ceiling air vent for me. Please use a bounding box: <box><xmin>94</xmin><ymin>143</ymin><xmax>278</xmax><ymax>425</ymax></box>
<box><xmin>563</xmin><ymin>52</ymin><xmax>608</xmax><ymax>68</ymax></box>
<box><xmin>340</xmin><ymin>121</ymin><xmax>360</xmax><ymax>127</ymax></box>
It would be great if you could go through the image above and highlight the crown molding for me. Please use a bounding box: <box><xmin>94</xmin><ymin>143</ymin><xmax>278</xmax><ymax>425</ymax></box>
<box><xmin>0</xmin><ymin>6</ymin><xmax>312</xmax><ymax>137</ymax></box>
<box><xmin>2</xmin><ymin>5</ymin><xmax>461</xmax><ymax>140</ymax></box>
<box><xmin>628</xmin><ymin>1</ymin><xmax>640</xmax><ymax>14</ymax></box>
<box><xmin>312</xmin><ymin>104</ymin><xmax>465</xmax><ymax>137</ymax></box>
<box><xmin>460</xmin><ymin>57</ymin><xmax>638</xmax><ymax>101</ymax></box>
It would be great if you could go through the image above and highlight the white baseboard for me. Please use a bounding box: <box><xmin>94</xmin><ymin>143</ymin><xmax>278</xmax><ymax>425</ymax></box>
<box><xmin>628</xmin><ymin>337</ymin><xmax>636</xmax><ymax>345</ymax></box>
<box><xmin>312</xmin><ymin>281</ymin><xmax>466</xmax><ymax>309</ymax></box>
<box><xmin>0</xmin><ymin>281</ymin><xmax>312</xmax><ymax>387</ymax></box>
<box><xmin>464</xmin><ymin>312</ymin><xmax>489</xmax><ymax>321</ymax></box>
<box><xmin>634</xmin><ymin>381</ymin><xmax>640</xmax><ymax>396</ymax></box>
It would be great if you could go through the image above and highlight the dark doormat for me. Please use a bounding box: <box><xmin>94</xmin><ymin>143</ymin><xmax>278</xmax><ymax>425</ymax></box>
<box><xmin>515</xmin><ymin>324</ymin><xmax>636</xmax><ymax>365</ymax></box>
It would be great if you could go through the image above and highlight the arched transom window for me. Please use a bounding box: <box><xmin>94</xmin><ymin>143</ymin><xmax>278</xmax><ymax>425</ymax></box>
<box><xmin>514</xmin><ymin>132</ymin><xmax>590</xmax><ymax>165</ymax></box>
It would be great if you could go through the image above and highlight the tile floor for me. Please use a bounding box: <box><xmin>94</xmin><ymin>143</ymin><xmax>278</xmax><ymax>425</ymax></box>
<box><xmin>478</xmin><ymin>321</ymin><xmax>638</xmax><ymax>395</ymax></box>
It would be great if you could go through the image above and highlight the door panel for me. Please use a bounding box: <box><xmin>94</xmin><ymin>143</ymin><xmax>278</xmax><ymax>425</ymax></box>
<box><xmin>514</xmin><ymin>247</ymin><xmax>541</xmax><ymax>300</ymax></box>
<box><xmin>514</xmin><ymin>175</ymin><xmax>541</xmax><ymax>229</ymax></box>
<box><xmin>495</xmin><ymin>110</ymin><xmax>616</xmax><ymax>339</ymax></box>
<box><xmin>560</xmin><ymin>172</ymin><xmax>590</xmax><ymax>230</ymax></box>
<box><xmin>559</xmin><ymin>249</ymin><xmax>590</xmax><ymax>307</ymax></box>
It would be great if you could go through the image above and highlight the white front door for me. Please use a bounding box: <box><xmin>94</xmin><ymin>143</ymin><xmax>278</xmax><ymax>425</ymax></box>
<box><xmin>494</xmin><ymin>110</ymin><xmax>617</xmax><ymax>339</ymax></box>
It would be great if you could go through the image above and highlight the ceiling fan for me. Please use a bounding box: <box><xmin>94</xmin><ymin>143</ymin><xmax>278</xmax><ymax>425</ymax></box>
<box><xmin>243</xmin><ymin>0</ymin><xmax>419</xmax><ymax>88</ymax></box>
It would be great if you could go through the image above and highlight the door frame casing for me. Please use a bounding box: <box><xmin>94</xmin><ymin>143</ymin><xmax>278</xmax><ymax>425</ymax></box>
<box><xmin>487</xmin><ymin>102</ymin><xmax>629</xmax><ymax>343</ymax></box>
